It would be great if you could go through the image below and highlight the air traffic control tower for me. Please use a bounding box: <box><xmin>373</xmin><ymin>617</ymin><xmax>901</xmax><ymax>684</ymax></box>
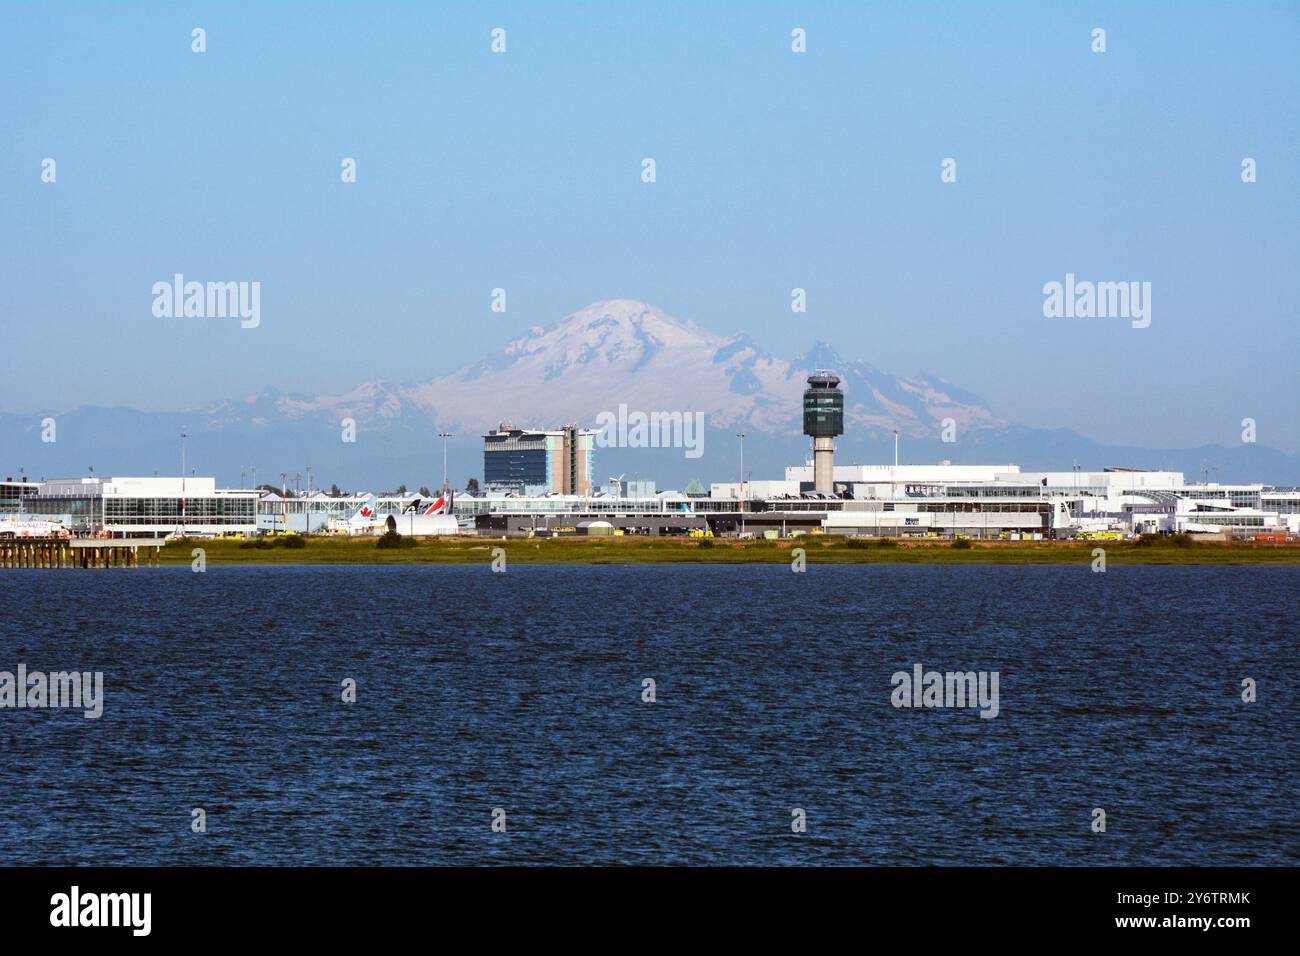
<box><xmin>803</xmin><ymin>371</ymin><xmax>844</xmax><ymax>493</ymax></box>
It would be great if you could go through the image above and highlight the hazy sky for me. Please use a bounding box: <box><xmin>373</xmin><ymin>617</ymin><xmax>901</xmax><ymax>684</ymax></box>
<box><xmin>2</xmin><ymin>1</ymin><xmax>1297</xmax><ymax>451</ymax></box>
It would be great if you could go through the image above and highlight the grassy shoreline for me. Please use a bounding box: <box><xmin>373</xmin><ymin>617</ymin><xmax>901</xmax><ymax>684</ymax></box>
<box><xmin>156</xmin><ymin>536</ymin><xmax>1300</xmax><ymax>566</ymax></box>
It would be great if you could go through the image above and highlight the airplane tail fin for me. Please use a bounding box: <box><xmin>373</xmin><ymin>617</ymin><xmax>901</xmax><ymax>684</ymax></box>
<box><xmin>348</xmin><ymin>494</ymin><xmax>377</xmax><ymax>523</ymax></box>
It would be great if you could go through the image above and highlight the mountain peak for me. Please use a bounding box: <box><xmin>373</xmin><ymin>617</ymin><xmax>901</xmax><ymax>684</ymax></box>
<box><xmin>392</xmin><ymin>299</ymin><xmax>1002</xmax><ymax>436</ymax></box>
<box><xmin>583</xmin><ymin>297</ymin><xmax>658</xmax><ymax>316</ymax></box>
<box><xmin>795</xmin><ymin>341</ymin><xmax>847</xmax><ymax>373</ymax></box>
<box><xmin>550</xmin><ymin>299</ymin><xmax>721</xmax><ymax>349</ymax></box>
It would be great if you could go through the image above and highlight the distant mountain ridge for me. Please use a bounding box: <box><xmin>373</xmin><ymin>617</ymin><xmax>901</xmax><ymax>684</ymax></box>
<box><xmin>3</xmin><ymin>299</ymin><xmax>1297</xmax><ymax>488</ymax></box>
<box><xmin>197</xmin><ymin>299</ymin><xmax>1008</xmax><ymax>438</ymax></box>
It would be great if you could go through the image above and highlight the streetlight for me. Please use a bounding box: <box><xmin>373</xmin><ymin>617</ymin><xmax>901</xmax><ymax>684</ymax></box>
<box><xmin>892</xmin><ymin>428</ymin><xmax>899</xmax><ymax>500</ymax></box>
<box><xmin>180</xmin><ymin>431</ymin><xmax>188</xmax><ymax>535</ymax></box>
<box><xmin>438</xmin><ymin>432</ymin><xmax>453</xmax><ymax>496</ymax></box>
<box><xmin>736</xmin><ymin>432</ymin><xmax>746</xmax><ymax>535</ymax></box>
<box><xmin>305</xmin><ymin>466</ymin><xmax>314</xmax><ymax>531</ymax></box>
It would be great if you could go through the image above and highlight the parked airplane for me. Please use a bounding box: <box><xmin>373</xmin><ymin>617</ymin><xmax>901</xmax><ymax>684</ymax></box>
<box><xmin>342</xmin><ymin>493</ymin><xmax>459</xmax><ymax>535</ymax></box>
<box><xmin>344</xmin><ymin>494</ymin><xmax>385</xmax><ymax>532</ymax></box>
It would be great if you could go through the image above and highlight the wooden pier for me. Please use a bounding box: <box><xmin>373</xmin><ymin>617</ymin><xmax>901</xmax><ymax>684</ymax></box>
<box><xmin>0</xmin><ymin>537</ymin><xmax>165</xmax><ymax>569</ymax></box>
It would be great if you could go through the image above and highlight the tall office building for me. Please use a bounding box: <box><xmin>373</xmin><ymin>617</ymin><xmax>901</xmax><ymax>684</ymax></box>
<box><xmin>482</xmin><ymin>422</ymin><xmax>595</xmax><ymax>495</ymax></box>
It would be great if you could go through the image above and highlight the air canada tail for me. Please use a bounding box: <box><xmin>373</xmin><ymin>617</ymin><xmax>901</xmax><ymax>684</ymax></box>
<box><xmin>347</xmin><ymin>494</ymin><xmax>378</xmax><ymax>524</ymax></box>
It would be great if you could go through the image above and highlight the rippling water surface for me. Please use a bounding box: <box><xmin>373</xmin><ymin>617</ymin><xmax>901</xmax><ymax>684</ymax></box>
<box><xmin>1</xmin><ymin>564</ymin><xmax>1296</xmax><ymax>865</ymax></box>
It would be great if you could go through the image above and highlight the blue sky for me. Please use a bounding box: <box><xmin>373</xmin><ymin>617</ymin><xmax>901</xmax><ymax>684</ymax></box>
<box><xmin>2</xmin><ymin>1</ymin><xmax>1297</xmax><ymax>451</ymax></box>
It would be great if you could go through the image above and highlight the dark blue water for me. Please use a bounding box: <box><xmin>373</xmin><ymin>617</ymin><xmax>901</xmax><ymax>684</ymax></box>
<box><xmin>1</xmin><ymin>564</ymin><xmax>1296</xmax><ymax>865</ymax></box>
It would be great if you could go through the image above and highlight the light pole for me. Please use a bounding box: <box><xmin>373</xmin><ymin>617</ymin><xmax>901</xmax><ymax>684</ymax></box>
<box><xmin>892</xmin><ymin>428</ymin><xmax>899</xmax><ymax>501</ymax></box>
<box><xmin>736</xmin><ymin>432</ymin><xmax>745</xmax><ymax>535</ymax></box>
<box><xmin>439</xmin><ymin>432</ymin><xmax>453</xmax><ymax>496</ymax></box>
<box><xmin>180</xmin><ymin>431</ymin><xmax>188</xmax><ymax>536</ymax></box>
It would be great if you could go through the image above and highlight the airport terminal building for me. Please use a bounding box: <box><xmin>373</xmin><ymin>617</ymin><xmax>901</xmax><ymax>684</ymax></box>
<box><xmin>6</xmin><ymin>466</ymin><xmax>1296</xmax><ymax>541</ymax></box>
<box><xmin>14</xmin><ymin>477</ymin><xmax>258</xmax><ymax>537</ymax></box>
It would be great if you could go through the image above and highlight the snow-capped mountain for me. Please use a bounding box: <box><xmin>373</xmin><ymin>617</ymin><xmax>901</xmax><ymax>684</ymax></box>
<box><xmin>244</xmin><ymin>299</ymin><xmax>1004</xmax><ymax>437</ymax></box>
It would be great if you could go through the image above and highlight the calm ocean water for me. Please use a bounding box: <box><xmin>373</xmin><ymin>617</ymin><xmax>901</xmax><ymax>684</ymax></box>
<box><xmin>1</xmin><ymin>564</ymin><xmax>1296</xmax><ymax>866</ymax></box>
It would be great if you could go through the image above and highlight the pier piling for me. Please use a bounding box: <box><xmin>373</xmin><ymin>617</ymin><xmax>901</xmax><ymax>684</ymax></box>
<box><xmin>0</xmin><ymin>537</ymin><xmax>164</xmax><ymax>569</ymax></box>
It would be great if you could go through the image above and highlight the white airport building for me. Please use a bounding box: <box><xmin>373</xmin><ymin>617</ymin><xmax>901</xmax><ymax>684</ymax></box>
<box><xmin>707</xmin><ymin>462</ymin><xmax>1300</xmax><ymax>540</ymax></box>
<box><xmin>5</xmin><ymin>463</ymin><xmax>1298</xmax><ymax>541</ymax></box>
<box><xmin>13</xmin><ymin>477</ymin><xmax>258</xmax><ymax>537</ymax></box>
